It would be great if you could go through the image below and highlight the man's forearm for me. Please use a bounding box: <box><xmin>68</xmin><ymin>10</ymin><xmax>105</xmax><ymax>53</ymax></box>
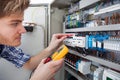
<box><xmin>23</xmin><ymin>47</ymin><xmax>53</xmax><ymax>70</ymax></box>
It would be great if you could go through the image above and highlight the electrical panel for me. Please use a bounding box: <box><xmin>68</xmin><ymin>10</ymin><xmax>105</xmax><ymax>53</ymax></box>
<box><xmin>63</xmin><ymin>0</ymin><xmax>120</xmax><ymax>80</ymax></box>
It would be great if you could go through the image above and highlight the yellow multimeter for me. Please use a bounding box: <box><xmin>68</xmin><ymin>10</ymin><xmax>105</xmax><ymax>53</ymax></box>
<box><xmin>51</xmin><ymin>45</ymin><xmax>69</xmax><ymax>61</ymax></box>
<box><xmin>44</xmin><ymin>45</ymin><xmax>69</xmax><ymax>63</ymax></box>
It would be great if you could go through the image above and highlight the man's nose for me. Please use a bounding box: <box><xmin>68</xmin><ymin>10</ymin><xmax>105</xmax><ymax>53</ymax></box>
<box><xmin>18</xmin><ymin>25</ymin><xmax>26</xmax><ymax>33</ymax></box>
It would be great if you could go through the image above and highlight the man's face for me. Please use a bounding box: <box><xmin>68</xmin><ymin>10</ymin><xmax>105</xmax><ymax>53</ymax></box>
<box><xmin>0</xmin><ymin>14</ymin><xmax>26</xmax><ymax>46</ymax></box>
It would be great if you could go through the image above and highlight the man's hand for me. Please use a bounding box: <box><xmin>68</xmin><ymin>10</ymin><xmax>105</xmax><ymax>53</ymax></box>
<box><xmin>30</xmin><ymin>58</ymin><xmax>64</xmax><ymax>80</ymax></box>
<box><xmin>47</xmin><ymin>33</ymin><xmax>73</xmax><ymax>52</ymax></box>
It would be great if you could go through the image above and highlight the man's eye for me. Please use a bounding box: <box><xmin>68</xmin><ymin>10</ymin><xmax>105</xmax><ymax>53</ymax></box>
<box><xmin>11</xmin><ymin>23</ymin><xmax>19</xmax><ymax>26</ymax></box>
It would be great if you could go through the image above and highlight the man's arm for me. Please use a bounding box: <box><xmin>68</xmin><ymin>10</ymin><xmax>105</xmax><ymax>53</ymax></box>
<box><xmin>23</xmin><ymin>33</ymin><xmax>73</xmax><ymax>70</ymax></box>
<box><xmin>23</xmin><ymin>47</ymin><xmax>53</xmax><ymax>70</ymax></box>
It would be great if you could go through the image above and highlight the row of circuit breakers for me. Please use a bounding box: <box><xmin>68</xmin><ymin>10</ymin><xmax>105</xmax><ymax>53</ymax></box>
<box><xmin>64</xmin><ymin>34</ymin><xmax>120</xmax><ymax>52</ymax></box>
<box><xmin>65</xmin><ymin>53</ymin><xmax>120</xmax><ymax>80</ymax></box>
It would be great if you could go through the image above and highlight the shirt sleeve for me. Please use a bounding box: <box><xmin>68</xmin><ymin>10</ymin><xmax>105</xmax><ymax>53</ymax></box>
<box><xmin>0</xmin><ymin>45</ymin><xmax>31</xmax><ymax>68</ymax></box>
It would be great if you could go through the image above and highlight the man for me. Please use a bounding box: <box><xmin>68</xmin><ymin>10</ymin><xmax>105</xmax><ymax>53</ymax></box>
<box><xmin>0</xmin><ymin>0</ymin><xmax>72</xmax><ymax>80</ymax></box>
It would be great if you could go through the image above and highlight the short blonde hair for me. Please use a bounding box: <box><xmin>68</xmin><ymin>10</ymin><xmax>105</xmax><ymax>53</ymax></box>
<box><xmin>0</xmin><ymin>0</ymin><xmax>29</xmax><ymax>18</ymax></box>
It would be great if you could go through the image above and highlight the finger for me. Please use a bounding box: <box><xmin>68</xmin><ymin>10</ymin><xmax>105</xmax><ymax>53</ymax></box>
<box><xmin>59</xmin><ymin>36</ymin><xmax>67</xmax><ymax>42</ymax></box>
<box><xmin>50</xmin><ymin>59</ymin><xmax>64</xmax><ymax>67</ymax></box>
<box><xmin>51</xmin><ymin>63</ymin><xmax>63</xmax><ymax>73</ymax></box>
<box><xmin>40</xmin><ymin>58</ymin><xmax>48</xmax><ymax>64</ymax></box>
<box><xmin>50</xmin><ymin>77</ymin><xmax>55</xmax><ymax>80</ymax></box>
<box><xmin>65</xmin><ymin>34</ymin><xmax>74</xmax><ymax>37</ymax></box>
<box><xmin>37</xmin><ymin>58</ymin><xmax>49</xmax><ymax>68</ymax></box>
<box><xmin>55</xmin><ymin>33</ymin><xmax>73</xmax><ymax>38</ymax></box>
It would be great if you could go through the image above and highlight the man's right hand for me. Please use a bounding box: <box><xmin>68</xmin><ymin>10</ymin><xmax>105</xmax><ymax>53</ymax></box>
<box><xmin>30</xmin><ymin>58</ymin><xmax>64</xmax><ymax>80</ymax></box>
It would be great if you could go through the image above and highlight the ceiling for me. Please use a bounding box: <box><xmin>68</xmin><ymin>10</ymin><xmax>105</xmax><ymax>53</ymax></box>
<box><xmin>30</xmin><ymin>0</ymin><xmax>80</xmax><ymax>9</ymax></box>
<box><xmin>30</xmin><ymin>0</ymin><xmax>55</xmax><ymax>4</ymax></box>
<box><xmin>51</xmin><ymin>0</ymin><xmax>80</xmax><ymax>9</ymax></box>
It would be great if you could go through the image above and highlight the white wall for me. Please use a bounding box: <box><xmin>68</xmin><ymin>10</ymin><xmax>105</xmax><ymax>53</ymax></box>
<box><xmin>20</xmin><ymin>26</ymin><xmax>44</xmax><ymax>56</ymax></box>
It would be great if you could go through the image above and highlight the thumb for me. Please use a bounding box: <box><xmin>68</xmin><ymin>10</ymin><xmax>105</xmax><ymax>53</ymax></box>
<box><xmin>40</xmin><ymin>58</ymin><xmax>48</xmax><ymax>64</ymax></box>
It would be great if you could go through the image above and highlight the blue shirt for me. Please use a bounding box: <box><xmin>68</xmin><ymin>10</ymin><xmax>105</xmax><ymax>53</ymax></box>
<box><xmin>0</xmin><ymin>45</ymin><xmax>31</xmax><ymax>68</ymax></box>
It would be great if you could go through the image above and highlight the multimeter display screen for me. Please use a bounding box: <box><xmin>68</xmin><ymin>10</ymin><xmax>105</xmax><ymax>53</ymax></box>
<box><xmin>58</xmin><ymin>47</ymin><xmax>63</xmax><ymax>53</ymax></box>
<box><xmin>107</xmin><ymin>77</ymin><xmax>112</xmax><ymax>80</ymax></box>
